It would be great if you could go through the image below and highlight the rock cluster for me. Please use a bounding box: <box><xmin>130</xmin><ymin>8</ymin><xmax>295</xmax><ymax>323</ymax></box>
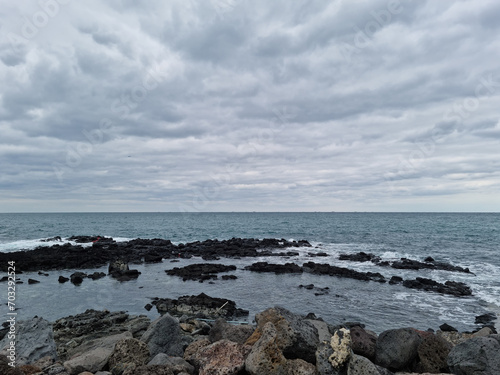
<box><xmin>0</xmin><ymin>306</ymin><xmax>498</xmax><ymax>375</ymax></box>
<box><xmin>339</xmin><ymin>252</ymin><xmax>472</xmax><ymax>274</ymax></box>
<box><xmin>149</xmin><ymin>293</ymin><xmax>249</xmax><ymax>319</ymax></box>
<box><xmin>0</xmin><ymin>237</ymin><xmax>312</xmax><ymax>272</ymax></box>
<box><xmin>165</xmin><ymin>263</ymin><xmax>237</xmax><ymax>282</ymax></box>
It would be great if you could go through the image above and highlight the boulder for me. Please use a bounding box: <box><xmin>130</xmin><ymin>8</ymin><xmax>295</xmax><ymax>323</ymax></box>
<box><xmin>195</xmin><ymin>339</ymin><xmax>246</xmax><ymax>375</ymax></box>
<box><xmin>347</xmin><ymin>354</ymin><xmax>382</xmax><ymax>375</ymax></box>
<box><xmin>447</xmin><ymin>335</ymin><xmax>500</xmax><ymax>375</ymax></box>
<box><xmin>350</xmin><ymin>326</ymin><xmax>377</xmax><ymax>361</ymax></box>
<box><xmin>253</xmin><ymin>307</ymin><xmax>319</xmax><ymax>364</ymax></box>
<box><xmin>53</xmin><ymin>310</ymin><xmax>151</xmax><ymax>360</ymax></box>
<box><xmin>245</xmin><ymin>322</ymin><xmax>287</xmax><ymax>375</ymax></box>
<box><xmin>315</xmin><ymin>341</ymin><xmax>336</xmax><ymax>375</ymax></box>
<box><xmin>285</xmin><ymin>358</ymin><xmax>318</xmax><ymax>374</ymax></box>
<box><xmin>108</xmin><ymin>260</ymin><xmax>141</xmax><ymax>281</ymax></box>
<box><xmin>141</xmin><ymin>313</ymin><xmax>192</xmax><ymax>358</ymax></box>
<box><xmin>63</xmin><ymin>332</ymin><xmax>131</xmax><ymax>375</ymax></box>
<box><xmin>183</xmin><ymin>338</ymin><xmax>211</xmax><ymax>371</ymax></box>
<box><xmin>0</xmin><ymin>316</ymin><xmax>57</xmax><ymax>365</ymax></box>
<box><xmin>329</xmin><ymin>328</ymin><xmax>352</xmax><ymax>370</ymax></box>
<box><xmin>415</xmin><ymin>334</ymin><xmax>451</xmax><ymax>373</ymax></box>
<box><xmin>208</xmin><ymin>319</ymin><xmax>255</xmax><ymax>345</ymax></box>
<box><xmin>123</xmin><ymin>364</ymin><xmax>175</xmax><ymax>375</ymax></box>
<box><xmin>375</xmin><ymin>328</ymin><xmax>421</xmax><ymax>371</ymax></box>
<box><xmin>108</xmin><ymin>338</ymin><xmax>150</xmax><ymax>374</ymax></box>
<box><xmin>148</xmin><ymin>353</ymin><xmax>194</xmax><ymax>374</ymax></box>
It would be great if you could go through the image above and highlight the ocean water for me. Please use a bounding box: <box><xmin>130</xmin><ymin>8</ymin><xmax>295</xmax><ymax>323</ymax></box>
<box><xmin>0</xmin><ymin>212</ymin><xmax>499</xmax><ymax>333</ymax></box>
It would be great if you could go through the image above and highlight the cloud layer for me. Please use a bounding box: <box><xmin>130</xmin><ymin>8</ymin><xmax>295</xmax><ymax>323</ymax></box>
<box><xmin>1</xmin><ymin>0</ymin><xmax>499</xmax><ymax>212</ymax></box>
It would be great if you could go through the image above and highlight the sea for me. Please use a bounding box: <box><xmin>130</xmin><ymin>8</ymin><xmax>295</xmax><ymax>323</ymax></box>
<box><xmin>0</xmin><ymin>212</ymin><xmax>499</xmax><ymax>334</ymax></box>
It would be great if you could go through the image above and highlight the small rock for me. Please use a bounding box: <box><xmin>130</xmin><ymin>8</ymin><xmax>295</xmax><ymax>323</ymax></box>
<box><xmin>58</xmin><ymin>276</ymin><xmax>70</xmax><ymax>283</ymax></box>
<box><xmin>329</xmin><ymin>328</ymin><xmax>352</xmax><ymax>369</ymax></box>
<box><xmin>439</xmin><ymin>323</ymin><xmax>457</xmax><ymax>332</ymax></box>
<box><xmin>28</xmin><ymin>278</ymin><xmax>40</xmax><ymax>284</ymax></box>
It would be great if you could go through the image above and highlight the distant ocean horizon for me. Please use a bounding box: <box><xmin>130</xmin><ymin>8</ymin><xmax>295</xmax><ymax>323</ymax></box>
<box><xmin>1</xmin><ymin>212</ymin><xmax>499</xmax><ymax>333</ymax></box>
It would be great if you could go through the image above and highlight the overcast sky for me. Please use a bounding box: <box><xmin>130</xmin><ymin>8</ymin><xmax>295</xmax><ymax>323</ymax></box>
<box><xmin>0</xmin><ymin>0</ymin><xmax>499</xmax><ymax>212</ymax></box>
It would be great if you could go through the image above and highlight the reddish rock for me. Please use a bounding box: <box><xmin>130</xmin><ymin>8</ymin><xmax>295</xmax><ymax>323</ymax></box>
<box><xmin>350</xmin><ymin>325</ymin><xmax>377</xmax><ymax>361</ymax></box>
<box><xmin>196</xmin><ymin>339</ymin><xmax>246</xmax><ymax>375</ymax></box>
<box><xmin>415</xmin><ymin>334</ymin><xmax>452</xmax><ymax>373</ymax></box>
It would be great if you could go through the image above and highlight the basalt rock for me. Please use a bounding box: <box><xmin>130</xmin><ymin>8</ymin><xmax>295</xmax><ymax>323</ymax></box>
<box><xmin>0</xmin><ymin>237</ymin><xmax>311</xmax><ymax>272</ymax></box>
<box><xmin>140</xmin><ymin>314</ymin><xmax>192</xmax><ymax>359</ymax></box>
<box><xmin>302</xmin><ymin>262</ymin><xmax>386</xmax><ymax>283</ymax></box>
<box><xmin>402</xmin><ymin>278</ymin><xmax>472</xmax><ymax>297</ymax></box>
<box><xmin>166</xmin><ymin>263</ymin><xmax>237</xmax><ymax>282</ymax></box>
<box><xmin>0</xmin><ymin>317</ymin><xmax>57</xmax><ymax>366</ymax></box>
<box><xmin>339</xmin><ymin>252</ymin><xmax>380</xmax><ymax>263</ymax></box>
<box><xmin>447</xmin><ymin>335</ymin><xmax>500</xmax><ymax>375</ymax></box>
<box><xmin>375</xmin><ymin>328</ymin><xmax>422</xmax><ymax>371</ymax></box>
<box><xmin>151</xmin><ymin>293</ymin><xmax>249</xmax><ymax>319</ymax></box>
<box><xmin>53</xmin><ymin>310</ymin><xmax>151</xmax><ymax>360</ymax></box>
<box><xmin>245</xmin><ymin>262</ymin><xmax>303</xmax><ymax>274</ymax></box>
<box><xmin>108</xmin><ymin>260</ymin><xmax>141</xmax><ymax>281</ymax></box>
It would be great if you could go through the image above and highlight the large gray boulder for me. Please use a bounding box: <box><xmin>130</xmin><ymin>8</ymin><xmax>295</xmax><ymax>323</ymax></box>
<box><xmin>415</xmin><ymin>334</ymin><xmax>452</xmax><ymax>373</ymax></box>
<box><xmin>447</xmin><ymin>334</ymin><xmax>500</xmax><ymax>375</ymax></box>
<box><xmin>245</xmin><ymin>322</ymin><xmax>287</xmax><ymax>375</ymax></box>
<box><xmin>208</xmin><ymin>318</ymin><xmax>255</xmax><ymax>345</ymax></box>
<box><xmin>347</xmin><ymin>354</ymin><xmax>383</xmax><ymax>375</ymax></box>
<box><xmin>140</xmin><ymin>313</ymin><xmax>192</xmax><ymax>358</ymax></box>
<box><xmin>0</xmin><ymin>317</ymin><xmax>57</xmax><ymax>365</ymax></box>
<box><xmin>63</xmin><ymin>332</ymin><xmax>131</xmax><ymax>375</ymax></box>
<box><xmin>375</xmin><ymin>328</ymin><xmax>421</xmax><ymax>371</ymax></box>
<box><xmin>254</xmin><ymin>306</ymin><xmax>320</xmax><ymax>364</ymax></box>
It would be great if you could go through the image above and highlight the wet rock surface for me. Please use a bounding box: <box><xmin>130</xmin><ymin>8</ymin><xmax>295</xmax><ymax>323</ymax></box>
<box><xmin>0</xmin><ymin>237</ymin><xmax>312</xmax><ymax>272</ymax></box>
<box><xmin>339</xmin><ymin>252</ymin><xmax>473</xmax><ymax>274</ymax></box>
<box><xmin>150</xmin><ymin>293</ymin><xmax>249</xmax><ymax>319</ymax></box>
<box><xmin>166</xmin><ymin>263</ymin><xmax>237</xmax><ymax>282</ymax></box>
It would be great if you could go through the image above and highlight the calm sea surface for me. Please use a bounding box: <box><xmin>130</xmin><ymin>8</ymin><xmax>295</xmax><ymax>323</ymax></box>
<box><xmin>1</xmin><ymin>212</ymin><xmax>499</xmax><ymax>333</ymax></box>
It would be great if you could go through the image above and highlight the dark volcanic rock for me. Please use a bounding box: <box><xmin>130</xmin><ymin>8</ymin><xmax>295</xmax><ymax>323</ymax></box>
<box><xmin>0</xmin><ymin>237</ymin><xmax>311</xmax><ymax>272</ymax></box>
<box><xmin>475</xmin><ymin>312</ymin><xmax>497</xmax><ymax>325</ymax></box>
<box><xmin>70</xmin><ymin>272</ymin><xmax>87</xmax><ymax>285</ymax></box>
<box><xmin>302</xmin><ymin>261</ymin><xmax>386</xmax><ymax>283</ymax></box>
<box><xmin>58</xmin><ymin>275</ymin><xmax>69</xmax><ymax>283</ymax></box>
<box><xmin>28</xmin><ymin>278</ymin><xmax>40</xmax><ymax>284</ymax></box>
<box><xmin>339</xmin><ymin>251</ymin><xmax>380</xmax><ymax>262</ymax></box>
<box><xmin>403</xmin><ymin>277</ymin><xmax>472</xmax><ymax>297</ymax></box>
<box><xmin>439</xmin><ymin>323</ymin><xmax>458</xmax><ymax>332</ymax></box>
<box><xmin>391</xmin><ymin>257</ymin><xmax>472</xmax><ymax>273</ymax></box>
<box><xmin>151</xmin><ymin>293</ymin><xmax>249</xmax><ymax>319</ymax></box>
<box><xmin>87</xmin><ymin>272</ymin><xmax>106</xmax><ymax>280</ymax></box>
<box><xmin>245</xmin><ymin>261</ymin><xmax>303</xmax><ymax>274</ymax></box>
<box><xmin>448</xmin><ymin>335</ymin><xmax>500</xmax><ymax>375</ymax></box>
<box><xmin>389</xmin><ymin>276</ymin><xmax>403</xmax><ymax>284</ymax></box>
<box><xmin>166</xmin><ymin>263</ymin><xmax>237</xmax><ymax>282</ymax></box>
<box><xmin>108</xmin><ymin>260</ymin><xmax>141</xmax><ymax>281</ymax></box>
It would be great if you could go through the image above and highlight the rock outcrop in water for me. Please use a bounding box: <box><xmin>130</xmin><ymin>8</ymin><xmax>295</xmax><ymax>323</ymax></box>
<box><xmin>1</xmin><ymin>305</ymin><xmax>498</xmax><ymax>375</ymax></box>
<box><xmin>340</xmin><ymin>251</ymin><xmax>473</xmax><ymax>274</ymax></box>
<box><xmin>165</xmin><ymin>263</ymin><xmax>237</xmax><ymax>282</ymax></box>
<box><xmin>0</xmin><ymin>237</ymin><xmax>312</xmax><ymax>272</ymax></box>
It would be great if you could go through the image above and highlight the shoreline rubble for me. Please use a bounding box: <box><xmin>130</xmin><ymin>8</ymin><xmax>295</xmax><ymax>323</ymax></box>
<box><xmin>0</xmin><ymin>303</ymin><xmax>497</xmax><ymax>375</ymax></box>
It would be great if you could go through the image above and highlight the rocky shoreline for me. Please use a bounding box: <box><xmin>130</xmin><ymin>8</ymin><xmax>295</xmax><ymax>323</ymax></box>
<box><xmin>0</xmin><ymin>300</ymin><xmax>498</xmax><ymax>375</ymax></box>
<box><xmin>1</xmin><ymin>236</ymin><xmax>497</xmax><ymax>374</ymax></box>
<box><xmin>0</xmin><ymin>236</ymin><xmax>476</xmax><ymax>299</ymax></box>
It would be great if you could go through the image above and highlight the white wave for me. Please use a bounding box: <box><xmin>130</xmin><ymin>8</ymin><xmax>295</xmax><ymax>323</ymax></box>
<box><xmin>0</xmin><ymin>236</ymin><xmax>134</xmax><ymax>253</ymax></box>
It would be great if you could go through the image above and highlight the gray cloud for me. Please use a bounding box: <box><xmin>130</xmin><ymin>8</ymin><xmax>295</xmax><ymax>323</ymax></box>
<box><xmin>0</xmin><ymin>0</ymin><xmax>499</xmax><ymax>212</ymax></box>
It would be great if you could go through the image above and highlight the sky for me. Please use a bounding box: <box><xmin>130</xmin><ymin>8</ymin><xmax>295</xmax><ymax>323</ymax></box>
<box><xmin>0</xmin><ymin>0</ymin><xmax>499</xmax><ymax>213</ymax></box>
